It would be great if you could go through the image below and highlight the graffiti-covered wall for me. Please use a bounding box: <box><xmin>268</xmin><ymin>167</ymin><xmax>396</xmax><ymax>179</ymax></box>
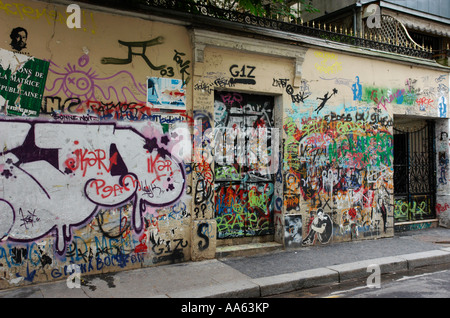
<box><xmin>0</xmin><ymin>0</ymin><xmax>196</xmax><ymax>288</ymax></box>
<box><xmin>192</xmin><ymin>28</ymin><xmax>449</xmax><ymax>250</ymax></box>
<box><xmin>282</xmin><ymin>49</ymin><xmax>449</xmax><ymax>243</ymax></box>
<box><xmin>0</xmin><ymin>0</ymin><xmax>449</xmax><ymax>290</ymax></box>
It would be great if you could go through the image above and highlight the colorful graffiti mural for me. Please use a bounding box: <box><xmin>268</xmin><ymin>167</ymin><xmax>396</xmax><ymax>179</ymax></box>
<box><xmin>283</xmin><ymin>102</ymin><xmax>394</xmax><ymax>243</ymax></box>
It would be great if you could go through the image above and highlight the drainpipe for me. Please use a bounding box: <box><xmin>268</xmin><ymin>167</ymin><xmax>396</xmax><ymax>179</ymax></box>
<box><xmin>356</xmin><ymin>0</ymin><xmax>368</xmax><ymax>36</ymax></box>
<box><xmin>354</xmin><ymin>1</ymin><xmax>362</xmax><ymax>35</ymax></box>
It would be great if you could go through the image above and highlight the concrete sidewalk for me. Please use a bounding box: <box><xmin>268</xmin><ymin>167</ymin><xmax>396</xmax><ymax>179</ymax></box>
<box><xmin>1</xmin><ymin>227</ymin><xmax>450</xmax><ymax>298</ymax></box>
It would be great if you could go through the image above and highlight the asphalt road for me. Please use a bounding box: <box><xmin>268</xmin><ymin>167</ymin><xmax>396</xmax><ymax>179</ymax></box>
<box><xmin>267</xmin><ymin>263</ymin><xmax>450</xmax><ymax>298</ymax></box>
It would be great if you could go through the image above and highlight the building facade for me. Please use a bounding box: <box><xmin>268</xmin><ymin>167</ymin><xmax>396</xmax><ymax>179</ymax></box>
<box><xmin>0</xmin><ymin>0</ymin><xmax>448</xmax><ymax>289</ymax></box>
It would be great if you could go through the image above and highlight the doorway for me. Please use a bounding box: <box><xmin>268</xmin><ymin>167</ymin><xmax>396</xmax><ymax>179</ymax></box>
<box><xmin>393</xmin><ymin>118</ymin><xmax>436</xmax><ymax>223</ymax></box>
<box><xmin>213</xmin><ymin>91</ymin><xmax>276</xmax><ymax>239</ymax></box>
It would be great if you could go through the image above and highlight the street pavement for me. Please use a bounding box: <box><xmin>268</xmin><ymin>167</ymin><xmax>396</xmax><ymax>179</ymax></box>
<box><xmin>1</xmin><ymin>227</ymin><xmax>450</xmax><ymax>298</ymax></box>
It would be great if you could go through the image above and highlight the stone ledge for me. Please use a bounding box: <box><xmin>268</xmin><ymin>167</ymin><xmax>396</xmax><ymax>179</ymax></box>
<box><xmin>215</xmin><ymin>242</ymin><xmax>283</xmax><ymax>258</ymax></box>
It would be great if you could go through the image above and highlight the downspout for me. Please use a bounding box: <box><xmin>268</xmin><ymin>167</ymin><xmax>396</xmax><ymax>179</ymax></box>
<box><xmin>354</xmin><ymin>1</ymin><xmax>362</xmax><ymax>35</ymax></box>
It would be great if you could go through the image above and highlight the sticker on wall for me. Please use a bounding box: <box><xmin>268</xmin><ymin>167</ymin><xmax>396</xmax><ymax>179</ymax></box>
<box><xmin>0</xmin><ymin>48</ymin><xmax>49</xmax><ymax>117</ymax></box>
<box><xmin>9</xmin><ymin>27</ymin><xmax>28</xmax><ymax>53</ymax></box>
<box><xmin>147</xmin><ymin>77</ymin><xmax>186</xmax><ymax>110</ymax></box>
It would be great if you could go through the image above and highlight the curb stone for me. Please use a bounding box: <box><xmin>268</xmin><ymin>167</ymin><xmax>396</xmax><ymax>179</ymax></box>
<box><xmin>326</xmin><ymin>256</ymin><xmax>408</xmax><ymax>281</ymax></box>
<box><xmin>168</xmin><ymin>280</ymin><xmax>261</xmax><ymax>298</ymax></box>
<box><xmin>252</xmin><ymin>249</ymin><xmax>450</xmax><ymax>297</ymax></box>
<box><xmin>251</xmin><ymin>268</ymin><xmax>338</xmax><ymax>297</ymax></box>
<box><xmin>399</xmin><ymin>249</ymin><xmax>450</xmax><ymax>269</ymax></box>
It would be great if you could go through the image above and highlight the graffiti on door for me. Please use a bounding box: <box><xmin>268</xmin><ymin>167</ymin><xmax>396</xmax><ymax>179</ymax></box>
<box><xmin>213</xmin><ymin>91</ymin><xmax>277</xmax><ymax>238</ymax></box>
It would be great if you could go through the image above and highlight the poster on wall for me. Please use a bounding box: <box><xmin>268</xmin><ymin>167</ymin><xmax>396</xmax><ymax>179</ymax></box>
<box><xmin>0</xmin><ymin>48</ymin><xmax>49</xmax><ymax>117</ymax></box>
<box><xmin>147</xmin><ymin>77</ymin><xmax>186</xmax><ymax>110</ymax></box>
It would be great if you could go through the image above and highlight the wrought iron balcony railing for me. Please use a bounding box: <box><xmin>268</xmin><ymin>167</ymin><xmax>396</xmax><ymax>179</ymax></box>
<box><xmin>141</xmin><ymin>0</ymin><xmax>435</xmax><ymax>60</ymax></box>
<box><xmin>78</xmin><ymin>0</ymin><xmax>440</xmax><ymax>61</ymax></box>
